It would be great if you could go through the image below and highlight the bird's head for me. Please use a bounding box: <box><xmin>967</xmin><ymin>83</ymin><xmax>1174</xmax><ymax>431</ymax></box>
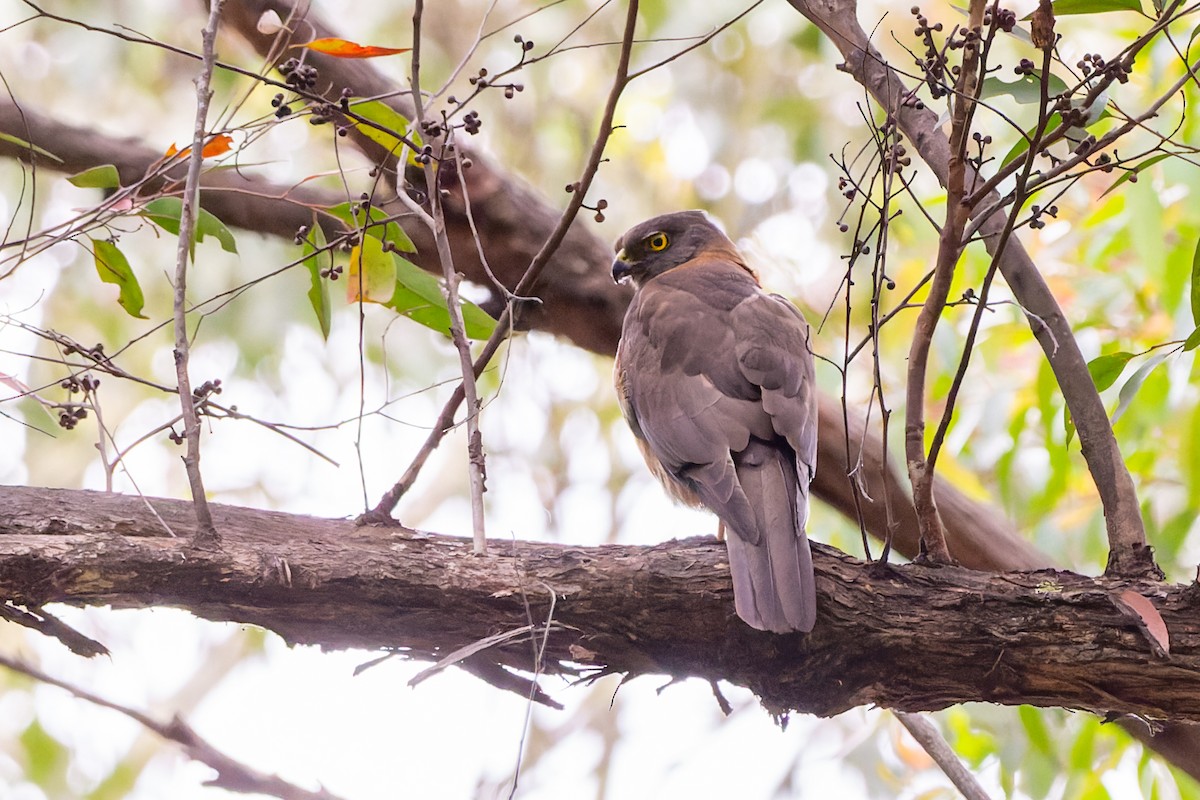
<box><xmin>611</xmin><ymin>210</ymin><xmax>741</xmax><ymax>287</ymax></box>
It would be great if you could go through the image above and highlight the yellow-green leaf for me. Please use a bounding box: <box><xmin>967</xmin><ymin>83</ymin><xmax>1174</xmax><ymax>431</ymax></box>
<box><xmin>1100</xmin><ymin>153</ymin><xmax>1171</xmax><ymax>198</ymax></box>
<box><xmin>1052</xmin><ymin>0</ymin><xmax>1141</xmax><ymax>14</ymax></box>
<box><xmin>981</xmin><ymin>72</ymin><xmax>1068</xmax><ymax>104</ymax></box>
<box><xmin>90</xmin><ymin>238</ymin><xmax>147</xmax><ymax>319</ymax></box>
<box><xmin>386</xmin><ymin>255</ymin><xmax>497</xmax><ymax>340</ymax></box>
<box><xmin>141</xmin><ymin>197</ymin><xmax>238</xmax><ymax>254</ymax></box>
<box><xmin>1191</xmin><ymin>236</ymin><xmax>1200</xmax><ymax>329</ymax></box>
<box><xmin>1087</xmin><ymin>351</ymin><xmax>1133</xmax><ymax>391</ymax></box>
<box><xmin>1001</xmin><ymin>112</ymin><xmax>1064</xmax><ymax>169</ymax></box>
<box><xmin>1113</xmin><ymin>351</ymin><xmax>1171</xmax><ymax>423</ymax></box>
<box><xmin>346</xmin><ymin>234</ymin><xmax>397</xmax><ymax>304</ymax></box>
<box><xmin>326</xmin><ymin>202</ymin><xmax>415</xmax><ymax>253</ymax></box>
<box><xmin>0</xmin><ymin>132</ymin><xmax>62</xmax><ymax>162</ymax></box>
<box><xmin>348</xmin><ymin>100</ymin><xmax>424</xmax><ymax>165</ymax></box>
<box><xmin>301</xmin><ymin>223</ymin><xmax>332</xmax><ymax>339</ymax></box>
<box><xmin>68</xmin><ymin>164</ymin><xmax>120</xmax><ymax>189</ymax></box>
<box><xmin>1183</xmin><ymin>326</ymin><xmax>1200</xmax><ymax>352</ymax></box>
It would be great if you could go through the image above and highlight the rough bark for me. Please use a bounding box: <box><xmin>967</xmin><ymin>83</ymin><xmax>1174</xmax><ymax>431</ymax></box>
<box><xmin>0</xmin><ymin>485</ymin><xmax>1196</xmax><ymax>725</ymax></box>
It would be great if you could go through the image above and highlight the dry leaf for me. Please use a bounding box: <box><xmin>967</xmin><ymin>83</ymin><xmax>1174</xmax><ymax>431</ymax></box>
<box><xmin>568</xmin><ymin>644</ymin><xmax>598</xmax><ymax>661</ymax></box>
<box><xmin>1112</xmin><ymin>588</ymin><xmax>1170</xmax><ymax>658</ymax></box>
<box><xmin>1030</xmin><ymin>0</ymin><xmax>1055</xmax><ymax>50</ymax></box>
<box><xmin>301</xmin><ymin>37</ymin><xmax>410</xmax><ymax>58</ymax></box>
<box><xmin>0</xmin><ymin>371</ymin><xmax>32</xmax><ymax>397</ymax></box>
<box><xmin>256</xmin><ymin>9</ymin><xmax>284</xmax><ymax>35</ymax></box>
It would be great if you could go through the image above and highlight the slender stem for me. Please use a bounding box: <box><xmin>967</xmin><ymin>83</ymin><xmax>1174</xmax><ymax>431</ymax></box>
<box><xmin>365</xmin><ymin>0</ymin><xmax>642</xmax><ymax>522</ymax></box>
<box><xmin>409</xmin><ymin>0</ymin><xmax>490</xmax><ymax>554</ymax></box>
<box><xmin>894</xmin><ymin>712</ymin><xmax>993</xmax><ymax>800</ymax></box>
<box><xmin>171</xmin><ymin>0</ymin><xmax>224</xmax><ymax>542</ymax></box>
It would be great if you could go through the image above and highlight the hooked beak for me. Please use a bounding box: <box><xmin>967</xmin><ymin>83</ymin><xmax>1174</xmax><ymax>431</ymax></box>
<box><xmin>611</xmin><ymin>251</ymin><xmax>633</xmax><ymax>284</ymax></box>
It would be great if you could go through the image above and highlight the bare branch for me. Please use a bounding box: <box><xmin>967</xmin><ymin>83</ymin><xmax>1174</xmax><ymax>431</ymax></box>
<box><xmin>408</xmin><ymin>0</ymin><xmax>489</xmax><ymax>552</ymax></box>
<box><xmin>0</xmin><ymin>651</ymin><xmax>346</xmax><ymax>800</ymax></box>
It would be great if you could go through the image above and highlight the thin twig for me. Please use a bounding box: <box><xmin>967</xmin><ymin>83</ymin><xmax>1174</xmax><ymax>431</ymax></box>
<box><xmin>409</xmin><ymin>0</ymin><xmax>490</xmax><ymax>554</ymax></box>
<box><xmin>894</xmin><ymin>711</ymin><xmax>992</xmax><ymax>800</ymax></box>
<box><xmin>170</xmin><ymin>0</ymin><xmax>224</xmax><ymax>542</ymax></box>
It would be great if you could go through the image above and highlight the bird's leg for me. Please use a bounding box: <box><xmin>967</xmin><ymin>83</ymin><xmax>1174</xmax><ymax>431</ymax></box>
<box><xmin>716</xmin><ymin>520</ymin><xmax>726</xmax><ymax>542</ymax></box>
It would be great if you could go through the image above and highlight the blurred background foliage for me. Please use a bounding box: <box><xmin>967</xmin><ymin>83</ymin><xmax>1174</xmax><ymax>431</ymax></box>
<box><xmin>1</xmin><ymin>0</ymin><xmax>1200</xmax><ymax>797</ymax></box>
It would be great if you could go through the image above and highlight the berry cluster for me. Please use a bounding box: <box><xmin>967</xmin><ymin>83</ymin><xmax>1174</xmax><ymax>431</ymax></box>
<box><xmin>279</xmin><ymin>57</ymin><xmax>319</xmax><ymax>90</ymax></box>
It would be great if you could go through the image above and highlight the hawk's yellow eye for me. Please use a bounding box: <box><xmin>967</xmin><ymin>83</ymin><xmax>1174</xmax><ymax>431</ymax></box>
<box><xmin>646</xmin><ymin>232</ymin><xmax>670</xmax><ymax>252</ymax></box>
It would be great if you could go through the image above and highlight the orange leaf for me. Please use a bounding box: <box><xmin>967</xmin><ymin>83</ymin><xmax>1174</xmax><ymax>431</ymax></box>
<box><xmin>1111</xmin><ymin>589</ymin><xmax>1170</xmax><ymax>658</ymax></box>
<box><xmin>164</xmin><ymin>133</ymin><xmax>234</xmax><ymax>161</ymax></box>
<box><xmin>201</xmin><ymin>133</ymin><xmax>233</xmax><ymax>157</ymax></box>
<box><xmin>301</xmin><ymin>37</ymin><xmax>410</xmax><ymax>58</ymax></box>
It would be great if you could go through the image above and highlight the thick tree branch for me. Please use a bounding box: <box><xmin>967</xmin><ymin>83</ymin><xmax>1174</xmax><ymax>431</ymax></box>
<box><xmin>0</xmin><ymin>485</ymin><xmax>1196</xmax><ymax>726</ymax></box>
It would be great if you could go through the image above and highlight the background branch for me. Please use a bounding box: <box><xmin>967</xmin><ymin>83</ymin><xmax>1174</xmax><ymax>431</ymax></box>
<box><xmin>0</xmin><ymin>652</ymin><xmax>345</xmax><ymax>800</ymax></box>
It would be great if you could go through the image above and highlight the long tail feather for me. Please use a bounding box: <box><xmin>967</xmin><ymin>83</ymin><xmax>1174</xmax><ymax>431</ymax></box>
<box><xmin>725</xmin><ymin>439</ymin><xmax>816</xmax><ymax>632</ymax></box>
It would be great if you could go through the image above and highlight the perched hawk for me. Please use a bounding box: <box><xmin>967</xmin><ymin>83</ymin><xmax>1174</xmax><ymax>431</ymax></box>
<box><xmin>612</xmin><ymin>210</ymin><xmax>818</xmax><ymax>632</ymax></box>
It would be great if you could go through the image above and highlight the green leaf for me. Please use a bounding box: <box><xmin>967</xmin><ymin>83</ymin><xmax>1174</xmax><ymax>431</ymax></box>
<box><xmin>1052</xmin><ymin>0</ymin><xmax>1141</xmax><ymax>13</ymax></box>
<box><xmin>346</xmin><ymin>234</ymin><xmax>397</xmax><ymax>304</ymax></box>
<box><xmin>141</xmin><ymin>197</ymin><xmax>238</xmax><ymax>254</ymax></box>
<box><xmin>67</xmin><ymin>164</ymin><xmax>121</xmax><ymax>189</ymax></box>
<box><xmin>386</xmin><ymin>255</ymin><xmax>497</xmax><ymax>340</ymax></box>
<box><xmin>1100</xmin><ymin>153</ymin><xmax>1172</xmax><ymax>198</ymax></box>
<box><xmin>1087</xmin><ymin>351</ymin><xmax>1133</xmax><ymax>391</ymax></box>
<box><xmin>1018</xmin><ymin>706</ymin><xmax>1054</xmax><ymax>757</ymax></box>
<box><xmin>1183</xmin><ymin>326</ymin><xmax>1200</xmax><ymax>352</ymax></box>
<box><xmin>301</xmin><ymin>224</ymin><xmax>332</xmax><ymax>339</ymax></box>
<box><xmin>20</xmin><ymin>720</ymin><xmax>68</xmax><ymax>785</ymax></box>
<box><xmin>0</xmin><ymin>132</ymin><xmax>62</xmax><ymax>162</ymax></box>
<box><xmin>326</xmin><ymin>202</ymin><xmax>416</xmax><ymax>253</ymax></box>
<box><xmin>981</xmin><ymin>72</ymin><xmax>1069</xmax><ymax>104</ymax></box>
<box><xmin>90</xmin><ymin>238</ymin><xmax>148</xmax><ymax>319</ymax></box>
<box><xmin>1068</xmin><ymin>718</ymin><xmax>1098</xmax><ymax>771</ymax></box>
<box><xmin>1112</xmin><ymin>351</ymin><xmax>1171</xmax><ymax>424</ymax></box>
<box><xmin>348</xmin><ymin>100</ymin><xmax>424</xmax><ymax>163</ymax></box>
<box><xmin>1001</xmin><ymin>112</ymin><xmax>1064</xmax><ymax>169</ymax></box>
<box><xmin>1191</xmin><ymin>236</ymin><xmax>1200</xmax><ymax>329</ymax></box>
